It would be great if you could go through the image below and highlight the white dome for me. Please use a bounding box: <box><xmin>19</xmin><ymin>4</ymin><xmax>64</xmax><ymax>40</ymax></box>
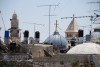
<box><xmin>67</xmin><ymin>43</ymin><xmax>100</xmax><ymax>54</ymax></box>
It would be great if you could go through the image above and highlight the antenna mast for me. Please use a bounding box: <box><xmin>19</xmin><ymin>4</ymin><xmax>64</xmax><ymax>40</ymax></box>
<box><xmin>61</xmin><ymin>14</ymin><xmax>100</xmax><ymax>32</ymax></box>
<box><xmin>23</xmin><ymin>22</ymin><xmax>44</xmax><ymax>38</ymax></box>
<box><xmin>39</xmin><ymin>4</ymin><xmax>58</xmax><ymax>44</ymax></box>
<box><xmin>88</xmin><ymin>1</ymin><xmax>100</xmax><ymax>12</ymax></box>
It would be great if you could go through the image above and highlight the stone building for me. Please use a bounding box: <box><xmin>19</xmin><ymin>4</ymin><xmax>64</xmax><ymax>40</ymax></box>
<box><xmin>65</xmin><ymin>15</ymin><xmax>79</xmax><ymax>43</ymax></box>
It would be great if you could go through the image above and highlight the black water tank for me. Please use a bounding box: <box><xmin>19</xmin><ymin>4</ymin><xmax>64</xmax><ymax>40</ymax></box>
<box><xmin>35</xmin><ymin>31</ymin><xmax>40</xmax><ymax>38</ymax></box>
<box><xmin>10</xmin><ymin>42</ymin><xmax>16</xmax><ymax>51</ymax></box>
<box><xmin>78</xmin><ymin>29</ymin><xmax>83</xmax><ymax>37</ymax></box>
<box><xmin>71</xmin><ymin>41</ymin><xmax>75</xmax><ymax>46</ymax></box>
<box><xmin>24</xmin><ymin>30</ymin><xmax>29</xmax><ymax>37</ymax></box>
<box><xmin>60</xmin><ymin>50</ymin><xmax>67</xmax><ymax>53</ymax></box>
<box><xmin>86</xmin><ymin>35</ymin><xmax>91</xmax><ymax>41</ymax></box>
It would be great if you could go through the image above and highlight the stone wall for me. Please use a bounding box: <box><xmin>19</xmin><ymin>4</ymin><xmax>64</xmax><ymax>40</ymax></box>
<box><xmin>32</xmin><ymin>54</ymin><xmax>90</xmax><ymax>67</ymax></box>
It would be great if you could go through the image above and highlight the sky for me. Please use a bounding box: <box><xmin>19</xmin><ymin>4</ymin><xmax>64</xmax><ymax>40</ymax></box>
<box><xmin>0</xmin><ymin>0</ymin><xmax>99</xmax><ymax>42</ymax></box>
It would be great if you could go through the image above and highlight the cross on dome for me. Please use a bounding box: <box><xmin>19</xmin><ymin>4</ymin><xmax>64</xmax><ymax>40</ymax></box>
<box><xmin>54</xmin><ymin>20</ymin><xmax>59</xmax><ymax>32</ymax></box>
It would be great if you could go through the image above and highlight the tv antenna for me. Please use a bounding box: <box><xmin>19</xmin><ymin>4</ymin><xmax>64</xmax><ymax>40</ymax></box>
<box><xmin>88</xmin><ymin>1</ymin><xmax>100</xmax><ymax>12</ymax></box>
<box><xmin>61</xmin><ymin>14</ymin><xmax>100</xmax><ymax>33</ymax></box>
<box><xmin>38</xmin><ymin>4</ymin><xmax>59</xmax><ymax>44</ymax></box>
<box><xmin>61</xmin><ymin>14</ymin><xmax>94</xmax><ymax>19</ymax></box>
<box><xmin>61</xmin><ymin>14</ymin><xmax>100</xmax><ymax>23</ymax></box>
<box><xmin>23</xmin><ymin>22</ymin><xmax>44</xmax><ymax>38</ymax></box>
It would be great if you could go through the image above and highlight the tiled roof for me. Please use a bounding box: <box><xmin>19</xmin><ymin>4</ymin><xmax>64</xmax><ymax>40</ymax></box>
<box><xmin>66</xmin><ymin>17</ymin><xmax>79</xmax><ymax>32</ymax></box>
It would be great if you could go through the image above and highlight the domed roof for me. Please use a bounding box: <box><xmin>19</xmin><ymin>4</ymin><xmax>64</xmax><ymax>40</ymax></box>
<box><xmin>44</xmin><ymin>31</ymin><xmax>68</xmax><ymax>49</ymax></box>
<box><xmin>67</xmin><ymin>43</ymin><xmax>100</xmax><ymax>54</ymax></box>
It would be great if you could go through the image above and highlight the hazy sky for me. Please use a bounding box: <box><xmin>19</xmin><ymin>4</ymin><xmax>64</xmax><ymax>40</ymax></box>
<box><xmin>0</xmin><ymin>0</ymin><xmax>99</xmax><ymax>42</ymax></box>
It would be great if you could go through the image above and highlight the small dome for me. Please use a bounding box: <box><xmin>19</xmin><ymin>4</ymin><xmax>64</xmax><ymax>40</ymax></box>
<box><xmin>44</xmin><ymin>32</ymin><xmax>68</xmax><ymax>49</ymax></box>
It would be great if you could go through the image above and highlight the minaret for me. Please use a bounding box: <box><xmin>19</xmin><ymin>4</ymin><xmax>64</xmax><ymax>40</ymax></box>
<box><xmin>9</xmin><ymin>12</ymin><xmax>21</xmax><ymax>41</ymax></box>
<box><xmin>65</xmin><ymin>14</ymin><xmax>79</xmax><ymax>43</ymax></box>
<box><xmin>11</xmin><ymin>11</ymin><xmax>19</xmax><ymax>29</ymax></box>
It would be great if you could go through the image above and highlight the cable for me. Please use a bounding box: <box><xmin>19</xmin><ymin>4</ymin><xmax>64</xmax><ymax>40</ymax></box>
<box><xmin>56</xmin><ymin>0</ymin><xmax>68</xmax><ymax>16</ymax></box>
<box><xmin>0</xmin><ymin>11</ymin><xmax>6</xmax><ymax>30</ymax></box>
<box><xmin>53</xmin><ymin>0</ymin><xmax>61</xmax><ymax>11</ymax></box>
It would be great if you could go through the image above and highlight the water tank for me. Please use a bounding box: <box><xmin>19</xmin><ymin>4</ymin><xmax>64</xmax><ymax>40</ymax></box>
<box><xmin>70</xmin><ymin>37</ymin><xmax>76</xmax><ymax>46</ymax></box>
<box><xmin>10</xmin><ymin>42</ymin><xmax>16</xmax><ymax>51</ymax></box>
<box><xmin>86</xmin><ymin>35</ymin><xmax>91</xmax><ymax>41</ymax></box>
<box><xmin>4</xmin><ymin>30</ymin><xmax>9</xmax><ymax>38</ymax></box>
<box><xmin>71</xmin><ymin>41</ymin><xmax>75</xmax><ymax>46</ymax></box>
<box><xmin>24</xmin><ymin>30</ymin><xmax>29</xmax><ymax>37</ymax></box>
<box><xmin>78</xmin><ymin>29</ymin><xmax>83</xmax><ymax>37</ymax></box>
<box><xmin>94</xmin><ymin>26</ymin><xmax>100</xmax><ymax>32</ymax></box>
<box><xmin>35</xmin><ymin>31</ymin><xmax>40</xmax><ymax>38</ymax></box>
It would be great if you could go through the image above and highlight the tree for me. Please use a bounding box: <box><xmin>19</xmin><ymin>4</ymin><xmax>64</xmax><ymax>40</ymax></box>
<box><xmin>69</xmin><ymin>59</ymin><xmax>79</xmax><ymax>67</ymax></box>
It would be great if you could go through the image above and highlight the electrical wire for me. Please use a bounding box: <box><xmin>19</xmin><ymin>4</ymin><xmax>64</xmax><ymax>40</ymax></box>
<box><xmin>0</xmin><ymin>11</ymin><xmax>6</xmax><ymax>30</ymax></box>
<box><xmin>53</xmin><ymin>0</ymin><xmax>61</xmax><ymax>11</ymax></box>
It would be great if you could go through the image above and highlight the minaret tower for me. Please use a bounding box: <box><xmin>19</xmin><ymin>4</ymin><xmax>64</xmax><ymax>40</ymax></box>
<box><xmin>11</xmin><ymin>11</ymin><xmax>19</xmax><ymax>29</ymax></box>
<box><xmin>65</xmin><ymin>15</ymin><xmax>79</xmax><ymax>43</ymax></box>
<box><xmin>9</xmin><ymin>12</ymin><xmax>21</xmax><ymax>41</ymax></box>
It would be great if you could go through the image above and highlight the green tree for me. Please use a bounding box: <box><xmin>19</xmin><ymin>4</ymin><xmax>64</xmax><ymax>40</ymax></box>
<box><xmin>69</xmin><ymin>59</ymin><xmax>79</xmax><ymax>67</ymax></box>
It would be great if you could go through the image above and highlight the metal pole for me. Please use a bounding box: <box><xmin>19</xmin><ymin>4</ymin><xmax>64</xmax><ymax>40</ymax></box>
<box><xmin>38</xmin><ymin>5</ymin><xmax>58</xmax><ymax>44</ymax></box>
<box><xmin>99</xmin><ymin>2</ymin><xmax>100</xmax><ymax>11</ymax></box>
<box><xmin>49</xmin><ymin>6</ymin><xmax>51</xmax><ymax>44</ymax></box>
<box><xmin>90</xmin><ymin>18</ymin><xmax>93</xmax><ymax>42</ymax></box>
<box><xmin>34</xmin><ymin>24</ymin><xmax>35</xmax><ymax>38</ymax></box>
